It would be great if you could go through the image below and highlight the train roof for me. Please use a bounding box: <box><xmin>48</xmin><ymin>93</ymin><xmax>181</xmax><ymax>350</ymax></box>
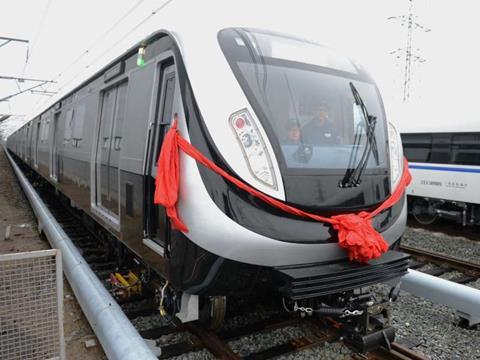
<box><xmin>21</xmin><ymin>1</ymin><xmax>346</xmax><ymax>129</ymax></box>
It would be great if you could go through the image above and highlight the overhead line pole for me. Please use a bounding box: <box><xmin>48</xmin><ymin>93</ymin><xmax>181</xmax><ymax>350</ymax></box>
<box><xmin>0</xmin><ymin>75</ymin><xmax>55</xmax><ymax>83</ymax></box>
<box><xmin>0</xmin><ymin>36</ymin><xmax>29</xmax><ymax>48</ymax></box>
<box><xmin>388</xmin><ymin>0</ymin><xmax>430</xmax><ymax>102</ymax></box>
<box><xmin>0</xmin><ymin>82</ymin><xmax>56</xmax><ymax>102</ymax></box>
<box><xmin>0</xmin><ymin>76</ymin><xmax>57</xmax><ymax>101</ymax></box>
<box><xmin>30</xmin><ymin>90</ymin><xmax>57</xmax><ymax>96</ymax></box>
<box><xmin>32</xmin><ymin>0</ymin><xmax>175</xmax><ymax>114</ymax></box>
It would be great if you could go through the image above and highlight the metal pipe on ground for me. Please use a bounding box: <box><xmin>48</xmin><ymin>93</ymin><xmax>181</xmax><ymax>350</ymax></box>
<box><xmin>398</xmin><ymin>269</ymin><xmax>480</xmax><ymax>326</ymax></box>
<box><xmin>4</xmin><ymin>148</ymin><xmax>159</xmax><ymax>360</ymax></box>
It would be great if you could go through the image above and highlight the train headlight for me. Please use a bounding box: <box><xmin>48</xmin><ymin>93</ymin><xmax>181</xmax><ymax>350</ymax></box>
<box><xmin>230</xmin><ymin>109</ymin><xmax>277</xmax><ymax>189</ymax></box>
<box><xmin>388</xmin><ymin>122</ymin><xmax>403</xmax><ymax>188</ymax></box>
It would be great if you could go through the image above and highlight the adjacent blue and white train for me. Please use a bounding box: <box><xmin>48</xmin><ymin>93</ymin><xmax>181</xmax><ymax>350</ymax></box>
<box><xmin>401</xmin><ymin>120</ymin><xmax>480</xmax><ymax>225</ymax></box>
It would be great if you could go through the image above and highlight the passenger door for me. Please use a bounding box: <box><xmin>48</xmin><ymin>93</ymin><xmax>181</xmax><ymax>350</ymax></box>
<box><xmin>94</xmin><ymin>81</ymin><xmax>128</xmax><ymax>222</ymax></box>
<box><xmin>50</xmin><ymin>112</ymin><xmax>60</xmax><ymax>182</ymax></box>
<box><xmin>34</xmin><ymin>121</ymin><xmax>40</xmax><ymax>169</ymax></box>
<box><xmin>26</xmin><ymin>125</ymin><xmax>31</xmax><ymax>162</ymax></box>
<box><xmin>144</xmin><ymin>64</ymin><xmax>176</xmax><ymax>251</ymax></box>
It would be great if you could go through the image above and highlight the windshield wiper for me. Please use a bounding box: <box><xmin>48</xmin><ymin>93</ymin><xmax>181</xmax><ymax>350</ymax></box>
<box><xmin>339</xmin><ymin>82</ymin><xmax>379</xmax><ymax>188</ymax></box>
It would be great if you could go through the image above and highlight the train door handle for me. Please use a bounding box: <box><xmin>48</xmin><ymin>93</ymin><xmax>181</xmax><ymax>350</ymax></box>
<box><xmin>113</xmin><ymin>136</ymin><xmax>122</xmax><ymax>151</ymax></box>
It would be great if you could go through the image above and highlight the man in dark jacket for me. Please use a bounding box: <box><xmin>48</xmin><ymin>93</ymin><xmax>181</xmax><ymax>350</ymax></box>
<box><xmin>302</xmin><ymin>105</ymin><xmax>340</xmax><ymax>145</ymax></box>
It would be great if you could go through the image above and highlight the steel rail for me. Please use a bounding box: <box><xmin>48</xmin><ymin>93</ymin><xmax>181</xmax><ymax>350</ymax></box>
<box><xmin>350</xmin><ymin>342</ymin><xmax>428</xmax><ymax>360</ymax></box>
<box><xmin>400</xmin><ymin>244</ymin><xmax>480</xmax><ymax>275</ymax></box>
<box><xmin>367</xmin><ymin>342</ymin><xmax>429</xmax><ymax>360</ymax></box>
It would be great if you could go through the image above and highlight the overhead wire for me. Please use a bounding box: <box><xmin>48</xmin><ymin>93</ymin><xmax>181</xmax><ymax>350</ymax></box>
<box><xmin>22</xmin><ymin>0</ymin><xmax>53</xmax><ymax>77</ymax></box>
<box><xmin>51</xmin><ymin>0</ymin><xmax>148</xmax><ymax>83</ymax></box>
<box><xmin>32</xmin><ymin>0</ymin><xmax>174</xmax><ymax>115</ymax></box>
<box><xmin>31</xmin><ymin>0</ymin><xmax>149</xmax><ymax>111</ymax></box>
<box><xmin>56</xmin><ymin>0</ymin><xmax>175</xmax><ymax>94</ymax></box>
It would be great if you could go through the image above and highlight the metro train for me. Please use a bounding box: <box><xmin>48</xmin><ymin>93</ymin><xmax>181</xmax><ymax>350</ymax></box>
<box><xmin>7</xmin><ymin>25</ymin><xmax>410</xmax><ymax>349</ymax></box>
<box><xmin>401</xmin><ymin>121</ymin><xmax>480</xmax><ymax>226</ymax></box>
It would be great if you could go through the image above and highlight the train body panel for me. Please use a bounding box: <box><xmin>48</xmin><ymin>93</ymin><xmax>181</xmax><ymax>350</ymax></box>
<box><xmin>407</xmin><ymin>162</ymin><xmax>480</xmax><ymax>204</ymax></box>
<box><xmin>401</xmin><ymin>128</ymin><xmax>480</xmax><ymax>225</ymax></box>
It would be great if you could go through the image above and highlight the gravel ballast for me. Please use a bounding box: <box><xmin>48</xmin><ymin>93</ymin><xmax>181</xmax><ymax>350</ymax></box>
<box><xmin>376</xmin><ymin>224</ymin><xmax>480</xmax><ymax>360</ymax></box>
<box><xmin>402</xmin><ymin>227</ymin><xmax>480</xmax><ymax>264</ymax></box>
<box><xmin>372</xmin><ymin>282</ymin><xmax>480</xmax><ymax>360</ymax></box>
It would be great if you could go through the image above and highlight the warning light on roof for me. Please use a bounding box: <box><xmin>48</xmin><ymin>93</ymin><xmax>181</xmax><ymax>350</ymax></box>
<box><xmin>137</xmin><ymin>45</ymin><xmax>146</xmax><ymax>67</ymax></box>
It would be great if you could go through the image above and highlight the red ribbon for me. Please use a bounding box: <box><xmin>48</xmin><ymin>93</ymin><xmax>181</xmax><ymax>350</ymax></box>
<box><xmin>154</xmin><ymin>120</ymin><xmax>412</xmax><ymax>263</ymax></box>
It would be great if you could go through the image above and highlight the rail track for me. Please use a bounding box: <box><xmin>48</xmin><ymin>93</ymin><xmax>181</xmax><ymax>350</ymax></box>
<box><xmin>151</xmin><ymin>317</ymin><xmax>335</xmax><ymax>359</ymax></box>
<box><xmin>17</xmin><ymin>163</ymin><xmax>428</xmax><ymax>360</ymax></box>
<box><xmin>45</xmin><ymin>192</ymin><xmax>429</xmax><ymax>358</ymax></box>
<box><xmin>400</xmin><ymin>244</ymin><xmax>480</xmax><ymax>284</ymax></box>
<box><xmin>162</xmin><ymin>325</ymin><xmax>428</xmax><ymax>360</ymax></box>
<box><xmin>138</xmin><ymin>314</ymin><xmax>428</xmax><ymax>360</ymax></box>
<box><xmin>351</xmin><ymin>342</ymin><xmax>428</xmax><ymax>360</ymax></box>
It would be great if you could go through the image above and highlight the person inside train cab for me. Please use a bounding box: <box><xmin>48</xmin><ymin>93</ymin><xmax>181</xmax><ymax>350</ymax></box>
<box><xmin>283</xmin><ymin>120</ymin><xmax>302</xmax><ymax>145</ymax></box>
<box><xmin>302</xmin><ymin>105</ymin><xmax>339</xmax><ymax>145</ymax></box>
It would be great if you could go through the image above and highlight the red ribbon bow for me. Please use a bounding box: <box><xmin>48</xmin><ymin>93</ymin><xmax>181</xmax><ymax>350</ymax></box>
<box><xmin>154</xmin><ymin>120</ymin><xmax>412</xmax><ymax>263</ymax></box>
<box><xmin>331</xmin><ymin>213</ymin><xmax>389</xmax><ymax>262</ymax></box>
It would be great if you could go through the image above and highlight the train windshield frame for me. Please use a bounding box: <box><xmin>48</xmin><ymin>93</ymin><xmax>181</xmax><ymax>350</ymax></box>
<box><xmin>218</xmin><ymin>28</ymin><xmax>389</xmax><ymax>176</ymax></box>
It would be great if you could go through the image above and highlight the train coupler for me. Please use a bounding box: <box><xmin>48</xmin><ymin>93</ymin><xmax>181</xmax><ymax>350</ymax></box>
<box><xmin>284</xmin><ymin>292</ymin><xmax>396</xmax><ymax>353</ymax></box>
<box><xmin>341</xmin><ymin>300</ymin><xmax>395</xmax><ymax>353</ymax></box>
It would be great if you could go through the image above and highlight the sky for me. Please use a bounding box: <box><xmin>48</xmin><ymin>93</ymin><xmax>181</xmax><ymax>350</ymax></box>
<box><xmin>1</xmin><ymin>0</ymin><xmax>478</xmax><ymax>139</ymax></box>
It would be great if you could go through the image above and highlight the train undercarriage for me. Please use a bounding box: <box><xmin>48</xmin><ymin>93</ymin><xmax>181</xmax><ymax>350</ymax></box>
<box><xmin>13</xmin><ymin>152</ymin><xmax>406</xmax><ymax>353</ymax></box>
<box><xmin>410</xmin><ymin>196</ymin><xmax>480</xmax><ymax>226</ymax></box>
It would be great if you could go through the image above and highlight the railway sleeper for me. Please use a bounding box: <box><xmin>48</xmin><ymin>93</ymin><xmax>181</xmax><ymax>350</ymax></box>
<box><xmin>158</xmin><ymin>340</ymin><xmax>203</xmax><ymax>359</ymax></box>
<box><xmin>140</xmin><ymin>324</ymin><xmax>183</xmax><ymax>340</ymax></box>
<box><xmin>421</xmin><ymin>267</ymin><xmax>450</xmax><ymax>277</ymax></box>
<box><xmin>449</xmin><ymin>275</ymin><xmax>478</xmax><ymax>284</ymax></box>
<box><xmin>243</xmin><ymin>333</ymin><xmax>332</xmax><ymax>360</ymax></box>
<box><xmin>124</xmin><ymin>307</ymin><xmax>160</xmax><ymax>319</ymax></box>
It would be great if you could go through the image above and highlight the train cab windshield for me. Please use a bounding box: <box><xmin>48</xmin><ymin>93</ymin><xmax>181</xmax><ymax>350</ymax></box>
<box><xmin>218</xmin><ymin>28</ymin><xmax>387</xmax><ymax>174</ymax></box>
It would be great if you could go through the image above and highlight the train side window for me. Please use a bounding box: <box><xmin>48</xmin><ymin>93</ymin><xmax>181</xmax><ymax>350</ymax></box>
<box><xmin>64</xmin><ymin>109</ymin><xmax>74</xmax><ymax>145</ymax></box>
<box><xmin>45</xmin><ymin>119</ymin><xmax>51</xmax><ymax>142</ymax></box>
<box><xmin>112</xmin><ymin>85</ymin><xmax>127</xmax><ymax>151</ymax></box>
<box><xmin>154</xmin><ymin>75</ymin><xmax>176</xmax><ymax>160</ymax></box>
<box><xmin>101</xmin><ymin>88</ymin><xmax>116</xmax><ymax>149</ymax></box>
<box><xmin>72</xmin><ymin>104</ymin><xmax>86</xmax><ymax>147</ymax></box>
<box><xmin>40</xmin><ymin>118</ymin><xmax>50</xmax><ymax>143</ymax></box>
<box><xmin>451</xmin><ymin>133</ymin><xmax>480</xmax><ymax>166</ymax></box>
<box><xmin>401</xmin><ymin>133</ymin><xmax>432</xmax><ymax>162</ymax></box>
<box><xmin>430</xmin><ymin>134</ymin><xmax>451</xmax><ymax>164</ymax></box>
<box><xmin>42</xmin><ymin>120</ymin><xmax>47</xmax><ymax>142</ymax></box>
<box><xmin>39</xmin><ymin>121</ymin><xmax>45</xmax><ymax>143</ymax></box>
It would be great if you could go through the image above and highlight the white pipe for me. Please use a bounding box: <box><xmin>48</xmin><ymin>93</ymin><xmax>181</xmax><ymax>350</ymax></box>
<box><xmin>399</xmin><ymin>269</ymin><xmax>480</xmax><ymax>326</ymax></box>
<box><xmin>4</xmin><ymin>148</ymin><xmax>158</xmax><ymax>360</ymax></box>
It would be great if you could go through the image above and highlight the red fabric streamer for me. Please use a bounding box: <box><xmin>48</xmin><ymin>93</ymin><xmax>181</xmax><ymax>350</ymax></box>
<box><xmin>154</xmin><ymin>120</ymin><xmax>412</xmax><ymax>263</ymax></box>
<box><xmin>153</xmin><ymin>120</ymin><xmax>188</xmax><ymax>233</ymax></box>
